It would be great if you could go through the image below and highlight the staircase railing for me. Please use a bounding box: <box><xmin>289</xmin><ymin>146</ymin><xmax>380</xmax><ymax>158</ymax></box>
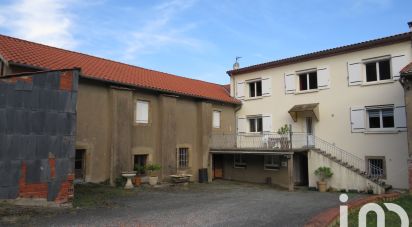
<box><xmin>293</xmin><ymin>132</ymin><xmax>384</xmax><ymax>181</ymax></box>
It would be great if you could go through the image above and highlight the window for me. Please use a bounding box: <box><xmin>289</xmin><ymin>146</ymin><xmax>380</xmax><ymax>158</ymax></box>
<box><xmin>213</xmin><ymin>110</ymin><xmax>221</xmax><ymax>128</ymax></box>
<box><xmin>248</xmin><ymin>80</ymin><xmax>262</xmax><ymax>97</ymax></box>
<box><xmin>135</xmin><ymin>100</ymin><xmax>149</xmax><ymax>124</ymax></box>
<box><xmin>178</xmin><ymin>148</ymin><xmax>189</xmax><ymax>168</ymax></box>
<box><xmin>234</xmin><ymin>154</ymin><xmax>246</xmax><ymax>168</ymax></box>
<box><xmin>75</xmin><ymin>149</ymin><xmax>86</xmax><ymax>180</ymax></box>
<box><xmin>298</xmin><ymin>71</ymin><xmax>318</xmax><ymax>91</ymax></box>
<box><xmin>365</xmin><ymin>59</ymin><xmax>391</xmax><ymax>82</ymax></box>
<box><xmin>366</xmin><ymin>157</ymin><xmax>386</xmax><ymax>178</ymax></box>
<box><xmin>248</xmin><ymin>116</ymin><xmax>263</xmax><ymax>133</ymax></box>
<box><xmin>134</xmin><ymin>155</ymin><xmax>147</xmax><ymax>174</ymax></box>
<box><xmin>264</xmin><ymin>155</ymin><xmax>280</xmax><ymax>170</ymax></box>
<box><xmin>367</xmin><ymin>107</ymin><xmax>394</xmax><ymax>129</ymax></box>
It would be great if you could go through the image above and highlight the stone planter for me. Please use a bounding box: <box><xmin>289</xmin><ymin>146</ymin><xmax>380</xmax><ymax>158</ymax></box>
<box><xmin>149</xmin><ymin>176</ymin><xmax>158</xmax><ymax>186</ymax></box>
<box><xmin>317</xmin><ymin>181</ymin><xmax>327</xmax><ymax>192</ymax></box>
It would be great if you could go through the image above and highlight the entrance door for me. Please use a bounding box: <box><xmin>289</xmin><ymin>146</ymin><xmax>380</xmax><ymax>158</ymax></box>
<box><xmin>294</xmin><ymin>153</ymin><xmax>309</xmax><ymax>186</ymax></box>
<box><xmin>213</xmin><ymin>154</ymin><xmax>224</xmax><ymax>179</ymax></box>
<box><xmin>75</xmin><ymin>149</ymin><xmax>86</xmax><ymax>180</ymax></box>
<box><xmin>133</xmin><ymin>155</ymin><xmax>147</xmax><ymax>174</ymax></box>
<box><xmin>305</xmin><ymin>117</ymin><xmax>315</xmax><ymax>147</ymax></box>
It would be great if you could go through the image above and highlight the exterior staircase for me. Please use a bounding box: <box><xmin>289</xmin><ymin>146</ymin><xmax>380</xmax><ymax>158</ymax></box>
<box><xmin>304</xmin><ymin>134</ymin><xmax>391</xmax><ymax>192</ymax></box>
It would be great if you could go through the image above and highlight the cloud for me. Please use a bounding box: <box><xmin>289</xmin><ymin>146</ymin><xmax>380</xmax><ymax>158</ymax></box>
<box><xmin>0</xmin><ymin>0</ymin><xmax>78</xmax><ymax>48</ymax></box>
<box><xmin>123</xmin><ymin>0</ymin><xmax>205</xmax><ymax>60</ymax></box>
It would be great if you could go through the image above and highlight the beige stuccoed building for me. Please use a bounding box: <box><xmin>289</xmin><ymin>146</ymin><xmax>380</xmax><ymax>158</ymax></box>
<box><xmin>217</xmin><ymin>26</ymin><xmax>412</xmax><ymax>192</ymax></box>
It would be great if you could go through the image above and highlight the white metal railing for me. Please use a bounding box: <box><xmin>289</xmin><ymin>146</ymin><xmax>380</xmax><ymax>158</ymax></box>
<box><xmin>210</xmin><ymin>132</ymin><xmax>384</xmax><ymax>180</ymax></box>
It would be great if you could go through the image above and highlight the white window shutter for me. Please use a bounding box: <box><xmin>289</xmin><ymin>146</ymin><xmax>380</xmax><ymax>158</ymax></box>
<box><xmin>350</xmin><ymin>107</ymin><xmax>365</xmax><ymax>133</ymax></box>
<box><xmin>262</xmin><ymin>77</ymin><xmax>272</xmax><ymax>96</ymax></box>
<box><xmin>317</xmin><ymin>66</ymin><xmax>330</xmax><ymax>89</ymax></box>
<box><xmin>348</xmin><ymin>62</ymin><xmax>362</xmax><ymax>86</ymax></box>
<box><xmin>236</xmin><ymin>81</ymin><xmax>245</xmax><ymax>99</ymax></box>
<box><xmin>213</xmin><ymin>111</ymin><xmax>221</xmax><ymax>128</ymax></box>
<box><xmin>262</xmin><ymin>114</ymin><xmax>272</xmax><ymax>132</ymax></box>
<box><xmin>391</xmin><ymin>55</ymin><xmax>408</xmax><ymax>80</ymax></box>
<box><xmin>237</xmin><ymin>116</ymin><xmax>246</xmax><ymax>133</ymax></box>
<box><xmin>136</xmin><ymin>101</ymin><xmax>149</xmax><ymax>123</ymax></box>
<box><xmin>395</xmin><ymin>106</ymin><xmax>407</xmax><ymax>131</ymax></box>
<box><xmin>284</xmin><ymin>73</ymin><xmax>296</xmax><ymax>94</ymax></box>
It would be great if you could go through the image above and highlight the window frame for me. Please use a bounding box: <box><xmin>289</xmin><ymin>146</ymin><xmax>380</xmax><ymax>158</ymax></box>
<box><xmin>264</xmin><ymin>155</ymin><xmax>281</xmax><ymax>171</ymax></box>
<box><xmin>247</xmin><ymin>115</ymin><xmax>263</xmax><ymax>133</ymax></box>
<box><xmin>234</xmin><ymin>154</ymin><xmax>246</xmax><ymax>168</ymax></box>
<box><xmin>366</xmin><ymin>106</ymin><xmax>395</xmax><ymax>131</ymax></box>
<box><xmin>247</xmin><ymin>80</ymin><xmax>263</xmax><ymax>98</ymax></box>
<box><xmin>365</xmin><ymin>156</ymin><xmax>386</xmax><ymax>179</ymax></box>
<box><xmin>212</xmin><ymin>110</ymin><xmax>221</xmax><ymax>129</ymax></box>
<box><xmin>135</xmin><ymin>99</ymin><xmax>150</xmax><ymax>125</ymax></box>
<box><xmin>298</xmin><ymin>71</ymin><xmax>318</xmax><ymax>91</ymax></box>
<box><xmin>363</xmin><ymin>58</ymin><xmax>392</xmax><ymax>83</ymax></box>
<box><xmin>177</xmin><ymin>147</ymin><xmax>190</xmax><ymax>169</ymax></box>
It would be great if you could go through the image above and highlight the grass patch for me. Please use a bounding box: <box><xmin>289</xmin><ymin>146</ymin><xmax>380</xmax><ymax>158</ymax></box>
<box><xmin>345</xmin><ymin>195</ymin><xmax>412</xmax><ymax>226</ymax></box>
<box><xmin>73</xmin><ymin>183</ymin><xmax>138</xmax><ymax>208</ymax></box>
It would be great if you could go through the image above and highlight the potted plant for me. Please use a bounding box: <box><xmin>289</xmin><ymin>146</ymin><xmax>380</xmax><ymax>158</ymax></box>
<box><xmin>314</xmin><ymin>167</ymin><xmax>333</xmax><ymax>192</ymax></box>
<box><xmin>132</xmin><ymin>164</ymin><xmax>145</xmax><ymax>186</ymax></box>
<box><xmin>145</xmin><ymin>164</ymin><xmax>161</xmax><ymax>186</ymax></box>
<box><xmin>277</xmin><ymin>124</ymin><xmax>290</xmax><ymax>149</ymax></box>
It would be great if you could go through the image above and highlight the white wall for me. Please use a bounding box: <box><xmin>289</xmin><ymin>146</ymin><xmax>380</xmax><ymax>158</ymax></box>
<box><xmin>232</xmin><ymin>41</ymin><xmax>412</xmax><ymax>189</ymax></box>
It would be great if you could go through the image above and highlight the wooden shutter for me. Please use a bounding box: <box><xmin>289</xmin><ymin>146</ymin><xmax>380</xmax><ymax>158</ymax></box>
<box><xmin>284</xmin><ymin>72</ymin><xmax>296</xmax><ymax>94</ymax></box>
<box><xmin>395</xmin><ymin>106</ymin><xmax>407</xmax><ymax>131</ymax></box>
<box><xmin>213</xmin><ymin>111</ymin><xmax>221</xmax><ymax>128</ymax></box>
<box><xmin>236</xmin><ymin>81</ymin><xmax>245</xmax><ymax>99</ymax></box>
<box><xmin>317</xmin><ymin>66</ymin><xmax>330</xmax><ymax>89</ymax></box>
<box><xmin>350</xmin><ymin>107</ymin><xmax>365</xmax><ymax>133</ymax></box>
<box><xmin>262</xmin><ymin>77</ymin><xmax>272</xmax><ymax>97</ymax></box>
<box><xmin>237</xmin><ymin>116</ymin><xmax>246</xmax><ymax>133</ymax></box>
<box><xmin>348</xmin><ymin>62</ymin><xmax>362</xmax><ymax>86</ymax></box>
<box><xmin>391</xmin><ymin>55</ymin><xmax>408</xmax><ymax>80</ymax></box>
<box><xmin>262</xmin><ymin>114</ymin><xmax>272</xmax><ymax>132</ymax></box>
<box><xmin>136</xmin><ymin>100</ymin><xmax>149</xmax><ymax>123</ymax></box>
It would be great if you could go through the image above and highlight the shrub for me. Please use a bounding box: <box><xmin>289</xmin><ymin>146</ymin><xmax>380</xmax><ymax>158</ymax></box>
<box><xmin>314</xmin><ymin>166</ymin><xmax>333</xmax><ymax>181</ymax></box>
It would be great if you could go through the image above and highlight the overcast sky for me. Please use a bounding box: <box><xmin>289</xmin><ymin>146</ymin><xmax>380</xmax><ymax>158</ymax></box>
<box><xmin>0</xmin><ymin>0</ymin><xmax>411</xmax><ymax>84</ymax></box>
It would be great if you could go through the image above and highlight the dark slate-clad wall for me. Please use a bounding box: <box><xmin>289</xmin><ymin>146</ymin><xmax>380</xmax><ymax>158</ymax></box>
<box><xmin>0</xmin><ymin>69</ymin><xmax>78</xmax><ymax>203</ymax></box>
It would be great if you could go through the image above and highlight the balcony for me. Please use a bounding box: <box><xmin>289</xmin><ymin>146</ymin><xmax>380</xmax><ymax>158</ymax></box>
<box><xmin>210</xmin><ymin>132</ymin><xmax>314</xmax><ymax>150</ymax></box>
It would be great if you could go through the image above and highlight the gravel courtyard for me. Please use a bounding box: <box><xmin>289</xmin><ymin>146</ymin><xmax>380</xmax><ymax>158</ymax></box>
<box><xmin>12</xmin><ymin>181</ymin><xmax>362</xmax><ymax>227</ymax></box>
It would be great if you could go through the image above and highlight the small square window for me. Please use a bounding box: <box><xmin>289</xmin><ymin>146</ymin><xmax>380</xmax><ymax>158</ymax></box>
<box><xmin>264</xmin><ymin>155</ymin><xmax>280</xmax><ymax>170</ymax></box>
<box><xmin>234</xmin><ymin>154</ymin><xmax>246</xmax><ymax>168</ymax></box>
<box><xmin>367</xmin><ymin>107</ymin><xmax>394</xmax><ymax>130</ymax></box>
<box><xmin>298</xmin><ymin>71</ymin><xmax>318</xmax><ymax>91</ymax></box>
<box><xmin>248</xmin><ymin>81</ymin><xmax>262</xmax><ymax>97</ymax></box>
<box><xmin>136</xmin><ymin>100</ymin><xmax>149</xmax><ymax>124</ymax></box>
<box><xmin>365</xmin><ymin>59</ymin><xmax>391</xmax><ymax>82</ymax></box>
<box><xmin>248</xmin><ymin>116</ymin><xmax>262</xmax><ymax>133</ymax></box>
<box><xmin>366</xmin><ymin>157</ymin><xmax>386</xmax><ymax>178</ymax></box>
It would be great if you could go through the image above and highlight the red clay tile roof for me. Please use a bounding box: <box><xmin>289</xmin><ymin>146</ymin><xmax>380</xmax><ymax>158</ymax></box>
<box><xmin>401</xmin><ymin>62</ymin><xmax>412</xmax><ymax>75</ymax></box>
<box><xmin>222</xmin><ymin>84</ymin><xmax>230</xmax><ymax>93</ymax></box>
<box><xmin>228</xmin><ymin>32</ymin><xmax>412</xmax><ymax>75</ymax></box>
<box><xmin>0</xmin><ymin>34</ymin><xmax>240</xmax><ymax>105</ymax></box>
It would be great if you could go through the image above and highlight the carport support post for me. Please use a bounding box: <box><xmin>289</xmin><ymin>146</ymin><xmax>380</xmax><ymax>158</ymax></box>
<box><xmin>208</xmin><ymin>152</ymin><xmax>213</xmax><ymax>182</ymax></box>
<box><xmin>287</xmin><ymin>154</ymin><xmax>294</xmax><ymax>192</ymax></box>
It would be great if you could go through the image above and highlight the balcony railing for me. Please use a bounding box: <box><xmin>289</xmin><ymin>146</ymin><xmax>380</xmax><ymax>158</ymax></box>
<box><xmin>210</xmin><ymin>132</ymin><xmax>311</xmax><ymax>150</ymax></box>
<box><xmin>210</xmin><ymin>132</ymin><xmax>384</xmax><ymax>180</ymax></box>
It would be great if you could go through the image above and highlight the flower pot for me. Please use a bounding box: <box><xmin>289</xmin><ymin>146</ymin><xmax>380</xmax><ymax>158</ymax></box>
<box><xmin>317</xmin><ymin>181</ymin><xmax>327</xmax><ymax>192</ymax></box>
<box><xmin>149</xmin><ymin>176</ymin><xmax>158</xmax><ymax>186</ymax></box>
<box><xmin>133</xmin><ymin>176</ymin><xmax>142</xmax><ymax>186</ymax></box>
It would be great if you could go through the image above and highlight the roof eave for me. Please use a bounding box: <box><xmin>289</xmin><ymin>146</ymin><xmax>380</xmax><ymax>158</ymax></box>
<box><xmin>228</xmin><ymin>32</ymin><xmax>412</xmax><ymax>76</ymax></box>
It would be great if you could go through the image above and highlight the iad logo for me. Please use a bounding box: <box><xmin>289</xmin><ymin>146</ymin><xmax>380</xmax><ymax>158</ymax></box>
<box><xmin>339</xmin><ymin>194</ymin><xmax>409</xmax><ymax>227</ymax></box>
